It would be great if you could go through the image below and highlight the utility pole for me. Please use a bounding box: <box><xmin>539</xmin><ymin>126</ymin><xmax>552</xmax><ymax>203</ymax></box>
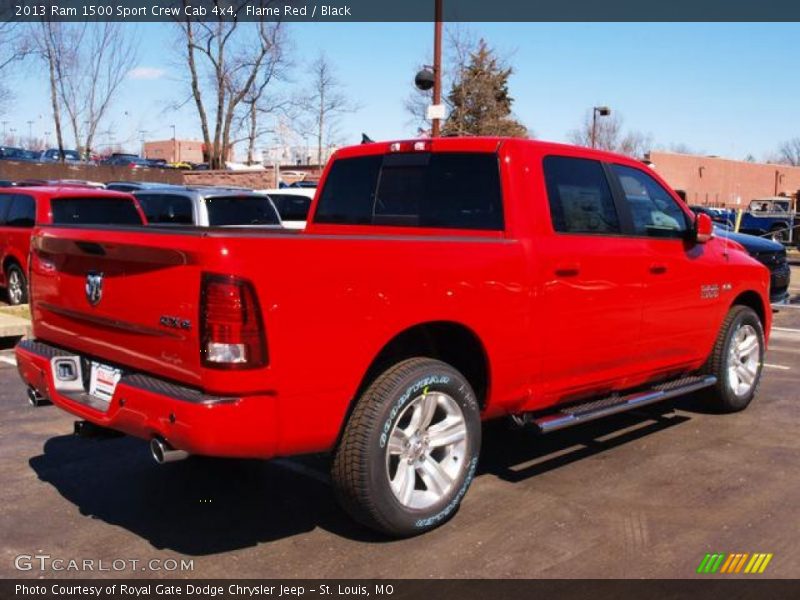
<box><xmin>26</xmin><ymin>120</ymin><xmax>34</xmax><ymax>146</ymax></box>
<box><xmin>591</xmin><ymin>106</ymin><xmax>611</xmax><ymax>149</ymax></box>
<box><xmin>431</xmin><ymin>0</ymin><xmax>443</xmax><ymax>137</ymax></box>
<box><xmin>1</xmin><ymin>121</ymin><xmax>8</xmax><ymax>140</ymax></box>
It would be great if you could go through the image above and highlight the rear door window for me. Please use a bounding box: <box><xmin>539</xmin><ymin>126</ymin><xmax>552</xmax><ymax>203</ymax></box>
<box><xmin>135</xmin><ymin>193</ymin><xmax>194</xmax><ymax>224</ymax></box>
<box><xmin>0</xmin><ymin>194</ymin><xmax>15</xmax><ymax>224</ymax></box>
<box><xmin>51</xmin><ymin>197</ymin><xmax>144</xmax><ymax>225</ymax></box>
<box><xmin>315</xmin><ymin>152</ymin><xmax>504</xmax><ymax>230</ymax></box>
<box><xmin>205</xmin><ymin>195</ymin><xmax>281</xmax><ymax>226</ymax></box>
<box><xmin>543</xmin><ymin>156</ymin><xmax>621</xmax><ymax>234</ymax></box>
<box><xmin>5</xmin><ymin>194</ymin><xmax>35</xmax><ymax>227</ymax></box>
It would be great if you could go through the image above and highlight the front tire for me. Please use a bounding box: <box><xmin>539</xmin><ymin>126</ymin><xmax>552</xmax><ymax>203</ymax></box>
<box><xmin>769</xmin><ymin>226</ymin><xmax>788</xmax><ymax>244</ymax></box>
<box><xmin>703</xmin><ymin>306</ymin><xmax>765</xmax><ymax>413</ymax></box>
<box><xmin>332</xmin><ymin>357</ymin><xmax>481</xmax><ymax>537</ymax></box>
<box><xmin>5</xmin><ymin>264</ymin><xmax>28</xmax><ymax>306</ymax></box>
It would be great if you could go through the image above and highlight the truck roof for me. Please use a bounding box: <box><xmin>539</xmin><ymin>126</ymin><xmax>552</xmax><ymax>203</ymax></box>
<box><xmin>336</xmin><ymin>136</ymin><xmax>644</xmax><ymax>164</ymax></box>
<box><xmin>8</xmin><ymin>186</ymin><xmax>137</xmax><ymax>199</ymax></box>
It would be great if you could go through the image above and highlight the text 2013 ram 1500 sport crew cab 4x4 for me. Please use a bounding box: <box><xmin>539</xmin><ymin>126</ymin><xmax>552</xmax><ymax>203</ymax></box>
<box><xmin>16</xmin><ymin>138</ymin><xmax>771</xmax><ymax>536</ymax></box>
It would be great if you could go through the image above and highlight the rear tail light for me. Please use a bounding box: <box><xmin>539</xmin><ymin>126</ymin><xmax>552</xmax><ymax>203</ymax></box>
<box><xmin>200</xmin><ymin>273</ymin><xmax>267</xmax><ymax>369</ymax></box>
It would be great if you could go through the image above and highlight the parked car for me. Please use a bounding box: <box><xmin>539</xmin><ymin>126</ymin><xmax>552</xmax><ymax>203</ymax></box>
<box><xmin>105</xmin><ymin>181</ymin><xmax>183</xmax><ymax>193</ymax></box>
<box><xmin>289</xmin><ymin>180</ymin><xmax>317</xmax><ymax>189</ymax></box>
<box><xmin>16</xmin><ymin>138</ymin><xmax>771</xmax><ymax>537</ymax></box>
<box><xmin>145</xmin><ymin>158</ymin><xmax>169</xmax><ymax>169</ymax></box>
<box><xmin>0</xmin><ymin>181</ymin><xmax>14</xmax><ymax>188</ymax></box>
<box><xmin>0</xmin><ymin>147</ymin><xmax>40</xmax><ymax>162</ymax></box>
<box><xmin>14</xmin><ymin>179</ymin><xmax>105</xmax><ymax>189</ymax></box>
<box><xmin>39</xmin><ymin>148</ymin><xmax>82</xmax><ymax>162</ymax></box>
<box><xmin>133</xmin><ymin>187</ymin><xmax>281</xmax><ymax>227</ymax></box>
<box><xmin>0</xmin><ymin>186</ymin><xmax>146</xmax><ymax>304</ymax></box>
<box><xmin>103</xmin><ymin>156</ymin><xmax>150</xmax><ymax>169</ymax></box>
<box><xmin>0</xmin><ymin>146</ymin><xmax>22</xmax><ymax>160</ymax></box>
<box><xmin>257</xmin><ymin>187</ymin><xmax>315</xmax><ymax>229</ymax></box>
<box><xmin>689</xmin><ymin>204</ymin><xmax>733</xmax><ymax>227</ymax></box>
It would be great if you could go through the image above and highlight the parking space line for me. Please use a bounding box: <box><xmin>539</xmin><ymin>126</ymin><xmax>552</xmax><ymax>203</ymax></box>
<box><xmin>0</xmin><ymin>355</ymin><xmax>17</xmax><ymax>366</ymax></box>
<box><xmin>773</xmin><ymin>327</ymin><xmax>800</xmax><ymax>333</ymax></box>
<box><xmin>764</xmin><ymin>363</ymin><xmax>791</xmax><ymax>370</ymax></box>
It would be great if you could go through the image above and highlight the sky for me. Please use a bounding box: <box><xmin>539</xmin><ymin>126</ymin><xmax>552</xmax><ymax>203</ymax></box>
<box><xmin>2</xmin><ymin>22</ymin><xmax>800</xmax><ymax>161</ymax></box>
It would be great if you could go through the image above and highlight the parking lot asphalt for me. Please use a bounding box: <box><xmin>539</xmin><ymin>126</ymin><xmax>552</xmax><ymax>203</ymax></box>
<box><xmin>1</xmin><ymin>265</ymin><xmax>799</xmax><ymax>580</ymax></box>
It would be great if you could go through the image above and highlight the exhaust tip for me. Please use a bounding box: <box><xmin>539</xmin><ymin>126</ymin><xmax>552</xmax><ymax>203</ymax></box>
<box><xmin>150</xmin><ymin>438</ymin><xmax>189</xmax><ymax>464</ymax></box>
<box><xmin>27</xmin><ymin>387</ymin><xmax>47</xmax><ymax>407</ymax></box>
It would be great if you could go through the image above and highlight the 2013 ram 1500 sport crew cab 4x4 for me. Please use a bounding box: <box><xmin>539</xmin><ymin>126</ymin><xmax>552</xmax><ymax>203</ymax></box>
<box><xmin>16</xmin><ymin>138</ymin><xmax>771</xmax><ymax>536</ymax></box>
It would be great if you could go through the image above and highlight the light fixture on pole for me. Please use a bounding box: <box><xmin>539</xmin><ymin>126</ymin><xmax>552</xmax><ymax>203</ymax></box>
<box><xmin>591</xmin><ymin>106</ymin><xmax>611</xmax><ymax>148</ymax></box>
<box><xmin>414</xmin><ymin>0</ymin><xmax>443</xmax><ymax>137</ymax></box>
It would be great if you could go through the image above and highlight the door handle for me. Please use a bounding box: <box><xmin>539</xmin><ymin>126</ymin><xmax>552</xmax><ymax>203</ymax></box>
<box><xmin>555</xmin><ymin>263</ymin><xmax>580</xmax><ymax>277</ymax></box>
<box><xmin>649</xmin><ymin>263</ymin><xmax>668</xmax><ymax>275</ymax></box>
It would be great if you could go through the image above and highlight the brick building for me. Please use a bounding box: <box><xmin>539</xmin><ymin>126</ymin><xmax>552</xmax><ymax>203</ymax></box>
<box><xmin>647</xmin><ymin>151</ymin><xmax>800</xmax><ymax>208</ymax></box>
<box><xmin>143</xmin><ymin>139</ymin><xmax>206</xmax><ymax>164</ymax></box>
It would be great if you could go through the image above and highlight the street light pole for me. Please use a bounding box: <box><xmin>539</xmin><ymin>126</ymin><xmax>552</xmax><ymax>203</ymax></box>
<box><xmin>591</xmin><ymin>106</ymin><xmax>611</xmax><ymax>148</ymax></box>
<box><xmin>431</xmin><ymin>0</ymin><xmax>443</xmax><ymax>137</ymax></box>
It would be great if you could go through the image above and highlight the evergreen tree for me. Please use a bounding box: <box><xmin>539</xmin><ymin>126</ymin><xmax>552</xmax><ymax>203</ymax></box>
<box><xmin>442</xmin><ymin>39</ymin><xmax>528</xmax><ymax>138</ymax></box>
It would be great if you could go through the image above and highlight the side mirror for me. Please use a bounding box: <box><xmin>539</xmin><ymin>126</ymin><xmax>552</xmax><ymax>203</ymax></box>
<box><xmin>694</xmin><ymin>212</ymin><xmax>714</xmax><ymax>244</ymax></box>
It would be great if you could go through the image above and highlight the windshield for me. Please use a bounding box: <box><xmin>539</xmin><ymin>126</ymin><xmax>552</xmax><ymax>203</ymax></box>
<box><xmin>204</xmin><ymin>195</ymin><xmax>281</xmax><ymax>226</ymax></box>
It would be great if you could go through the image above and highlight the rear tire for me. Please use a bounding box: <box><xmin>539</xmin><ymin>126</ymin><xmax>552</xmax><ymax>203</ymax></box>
<box><xmin>703</xmin><ymin>306</ymin><xmax>764</xmax><ymax>413</ymax></box>
<box><xmin>5</xmin><ymin>264</ymin><xmax>28</xmax><ymax>306</ymax></box>
<box><xmin>332</xmin><ymin>357</ymin><xmax>481</xmax><ymax>537</ymax></box>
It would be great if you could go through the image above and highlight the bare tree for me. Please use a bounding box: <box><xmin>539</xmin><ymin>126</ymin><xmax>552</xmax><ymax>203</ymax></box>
<box><xmin>58</xmin><ymin>23</ymin><xmax>137</xmax><ymax>156</ymax></box>
<box><xmin>568</xmin><ymin>111</ymin><xmax>652</xmax><ymax>159</ymax></box>
<box><xmin>177</xmin><ymin>5</ymin><xmax>286</xmax><ymax>169</ymax></box>
<box><xmin>236</xmin><ymin>27</ymin><xmax>291</xmax><ymax>165</ymax></box>
<box><xmin>32</xmin><ymin>21</ymin><xmax>67</xmax><ymax>158</ymax></box>
<box><xmin>777</xmin><ymin>138</ymin><xmax>800</xmax><ymax>166</ymax></box>
<box><xmin>0</xmin><ymin>22</ymin><xmax>32</xmax><ymax>115</ymax></box>
<box><xmin>31</xmin><ymin>22</ymin><xmax>136</xmax><ymax>158</ymax></box>
<box><xmin>299</xmin><ymin>53</ymin><xmax>357</xmax><ymax>167</ymax></box>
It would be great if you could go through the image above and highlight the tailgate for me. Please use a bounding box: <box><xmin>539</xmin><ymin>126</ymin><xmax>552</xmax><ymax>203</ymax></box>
<box><xmin>30</xmin><ymin>227</ymin><xmax>204</xmax><ymax>387</ymax></box>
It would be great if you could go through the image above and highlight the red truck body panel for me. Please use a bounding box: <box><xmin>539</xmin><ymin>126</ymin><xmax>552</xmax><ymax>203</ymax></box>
<box><xmin>16</xmin><ymin>138</ymin><xmax>771</xmax><ymax>459</ymax></box>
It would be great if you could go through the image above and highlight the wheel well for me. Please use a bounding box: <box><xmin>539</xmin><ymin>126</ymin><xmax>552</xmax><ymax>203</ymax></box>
<box><xmin>2</xmin><ymin>256</ymin><xmax>21</xmax><ymax>276</ymax></box>
<box><xmin>732</xmin><ymin>291</ymin><xmax>765</xmax><ymax>326</ymax></box>
<box><xmin>354</xmin><ymin>321</ymin><xmax>490</xmax><ymax>411</ymax></box>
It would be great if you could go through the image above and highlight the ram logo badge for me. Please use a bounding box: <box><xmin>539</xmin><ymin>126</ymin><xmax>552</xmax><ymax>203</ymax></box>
<box><xmin>700</xmin><ymin>284</ymin><xmax>720</xmax><ymax>299</ymax></box>
<box><xmin>85</xmin><ymin>271</ymin><xmax>104</xmax><ymax>306</ymax></box>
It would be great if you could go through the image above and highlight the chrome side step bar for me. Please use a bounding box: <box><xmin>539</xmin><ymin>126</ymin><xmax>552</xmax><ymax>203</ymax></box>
<box><xmin>523</xmin><ymin>375</ymin><xmax>717</xmax><ymax>434</ymax></box>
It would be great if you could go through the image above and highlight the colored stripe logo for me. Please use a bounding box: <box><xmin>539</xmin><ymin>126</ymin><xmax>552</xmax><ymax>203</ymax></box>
<box><xmin>697</xmin><ymin>553</ymin><xmax>773</xmax><ymax>574</ymax></box>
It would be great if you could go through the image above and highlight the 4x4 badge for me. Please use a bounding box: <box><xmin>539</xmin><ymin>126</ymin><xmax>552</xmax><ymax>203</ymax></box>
<box><xmin>85</xmin><ymin>271</ymin><xmax>104</xmax><ymax>306</ymax></box>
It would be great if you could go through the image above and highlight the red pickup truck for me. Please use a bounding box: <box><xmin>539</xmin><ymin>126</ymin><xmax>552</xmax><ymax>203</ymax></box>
<box><xmin>16</xmin><ymin>138</ymin><xmax>771</xmax><ymax>536</ymax></box>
